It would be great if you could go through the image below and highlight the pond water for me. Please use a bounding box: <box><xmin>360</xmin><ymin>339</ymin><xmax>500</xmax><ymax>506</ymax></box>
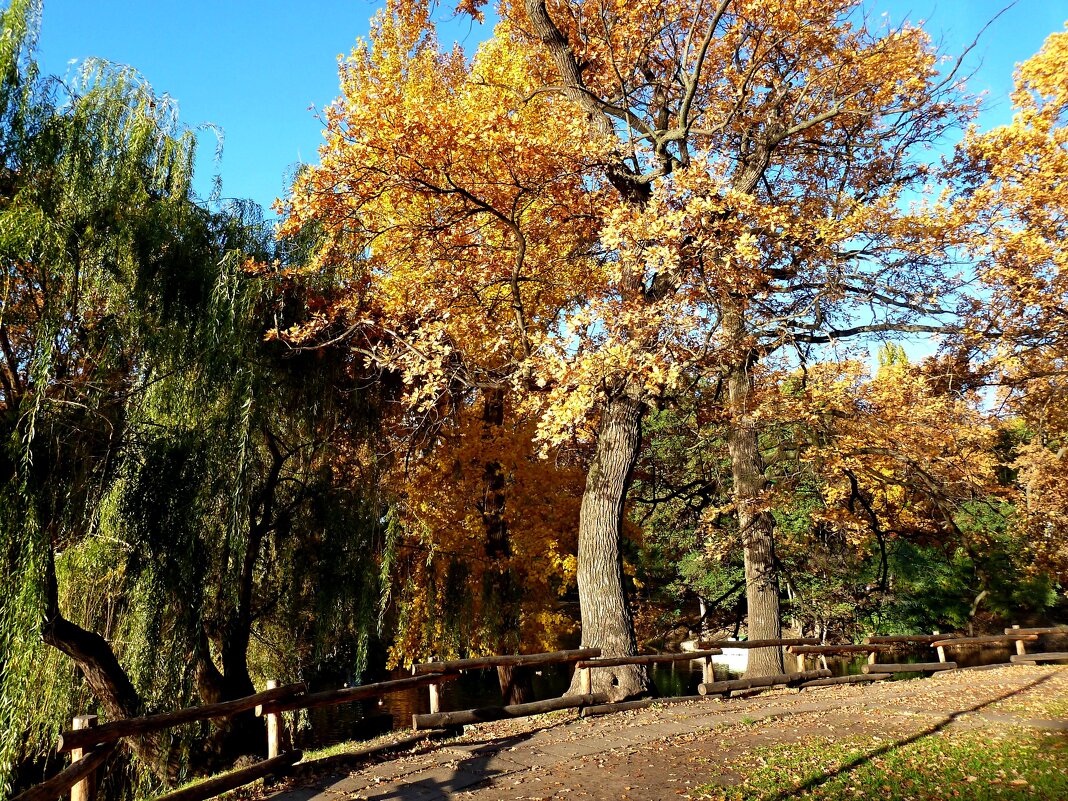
<box><xmin>804</xmin><ymin>642</ymin><xmax>1020</xmax><ymax>678</ymax></box>
<box><xmin>295</xmin><ymin>644</ymin><xmax>1018</xmax><ymax>749</ymax></box>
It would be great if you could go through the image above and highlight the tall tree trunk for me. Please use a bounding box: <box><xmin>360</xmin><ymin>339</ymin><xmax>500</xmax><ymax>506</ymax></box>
<box><xmin>725</xmin><ymin>306</ymin><xmax>783</xmax><ymax>677</ymax></box>
<box><xmin>524</xmin><ymin>0</ymin><xmax>657</xmax><ymax>702</ymax></box>
<box><xmin>566</xmin><ymin>389</ymin><xmax>651</xmax><ymax>701</ymax></box>
<box><xmin>198</xmin><ymin>436</ymin><xmax>287</xmax><ymax>766</ymax></box>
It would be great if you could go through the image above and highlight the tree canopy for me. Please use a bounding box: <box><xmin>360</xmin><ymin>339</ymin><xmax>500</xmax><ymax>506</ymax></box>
<box><xmin>279</xmin><ymin>0</ymin><xmax>1007</xmax><ymax>686</ymax></box>
<box><xmin>3</xmin><ymin>1</ymin><xmax>1068</xmax><ymax>796</ymax></box>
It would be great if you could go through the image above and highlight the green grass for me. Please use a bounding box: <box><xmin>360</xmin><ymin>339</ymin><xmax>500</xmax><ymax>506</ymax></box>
<box><xmin>693</xmin><ymin>727</ymin><xmax>1068</xmax><ymax>800</ymax></box>
<box><xmin>296</xmin><ymin>729</ymin><xmax>414</xmax><ymax>761</ymax></box>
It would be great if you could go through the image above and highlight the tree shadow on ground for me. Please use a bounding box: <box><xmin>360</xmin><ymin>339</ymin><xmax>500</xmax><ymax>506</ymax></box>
<box><xmin>276</xmin><ymin>715</ymin><xmax>579</xmax><ymax>800</ymax></box>
<box><xmin>773</xmin><ymin>671</ymin><xmax>1060</xmax><ymax>800</ymax></box>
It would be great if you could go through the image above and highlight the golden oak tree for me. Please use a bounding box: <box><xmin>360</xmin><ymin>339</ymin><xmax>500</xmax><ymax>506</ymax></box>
<box><xmin>957</xmin><ymin>26</ymin><xmax>1068</xmax><ymax>580</ymax></box>
<box><xmin>759</xmin><ymin>357</ymin><xmax>999</xmax><ymax>560</ymax></box>
<box><xmin>278</xmin><ymin>0</ymin><xmax>616</xmax><ymax>688</ymax></box>
<box><xmin>381</xmin><ymin>400</ymin><xmax>582</xmax><ymax>673</ymax></box>
<box><xmin>284</xmin><ymin>0</ymin><xmax>976</xmax><ymax>689</ymax></box>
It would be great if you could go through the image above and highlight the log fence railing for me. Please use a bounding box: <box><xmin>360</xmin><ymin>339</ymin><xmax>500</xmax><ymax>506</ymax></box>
<box><xmin>410</xmin><ymin>648</ymin><xmax>599</xmax><ymax>715</ymax></box>
<box><xmin>17</xmin><ymin>627</ymin><xmax>1067</xmax><ymax>801</ymax></box>
<box><xmin>574</xmin><ymin>649</ymin><xmax>723</xmax><ymax>693</ymax></box>
<box><xmin>55</xmin><ymin>684</ymin><xmax>307</xmax><ymax>755</ymax></box>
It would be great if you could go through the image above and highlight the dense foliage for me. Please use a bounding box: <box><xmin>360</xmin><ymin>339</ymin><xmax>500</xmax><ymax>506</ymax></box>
<box><xmin>1</xmin><ymin>0</ymin><xmax>1066</xmax><ymax>796</ymax></box>
<box><xmin>0</xmin><ymin>1</ymin><xmax>386</xmax><ymax>794</ymax></box>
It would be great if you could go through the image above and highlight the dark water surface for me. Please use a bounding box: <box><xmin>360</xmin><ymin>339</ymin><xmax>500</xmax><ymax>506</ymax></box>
<box><xmin>798</xmin><ymin>642</ymin><xmax>1023</xmax><ymax>684</ymax></box>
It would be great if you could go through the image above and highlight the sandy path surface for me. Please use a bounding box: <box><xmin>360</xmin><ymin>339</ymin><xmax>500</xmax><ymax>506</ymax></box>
<box><xmin>266</xmin><ymin>665</ymin><xmax>1068</xmax><ymax>801</ymax></box>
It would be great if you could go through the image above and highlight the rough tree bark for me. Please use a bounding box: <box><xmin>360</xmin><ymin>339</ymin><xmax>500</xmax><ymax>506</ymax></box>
<box><xmin>523</xmin><ymin>0</ymin><xmax>653</xmax><ymax>701</ymax></box>
<box><xmin>566</xmin><ymin>390</ymin><xmax>651</xmax><ymax>700</ymax></box>
<box><xmin>725</xmin><ymin>304</ymin><xmax>783</xmax><ymax>678</ymax></box>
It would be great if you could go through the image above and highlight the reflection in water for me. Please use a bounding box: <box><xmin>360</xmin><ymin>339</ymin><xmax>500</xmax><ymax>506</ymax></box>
<box><xmin>800</xmin><ymin>643</ymin><xmax>1018</xmax><ymax>678</ymax></box>
<box><xmin>296</xmin><ymin>644</ymin><xmax>1017</xmax><ymax>749</ymax></box>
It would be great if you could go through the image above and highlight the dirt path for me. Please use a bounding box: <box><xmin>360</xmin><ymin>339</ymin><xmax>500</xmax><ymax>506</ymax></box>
<box><xmin>266</xmin><ymin>665</ymin><xmax>1068</xmax><ymax>801</ymax></box>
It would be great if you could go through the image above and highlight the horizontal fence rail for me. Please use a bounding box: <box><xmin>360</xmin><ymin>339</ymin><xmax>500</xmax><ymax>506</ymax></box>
<box><xmin>153</xmin><ymin>752</ymin><xmax>302</xmax><ymax>801</ymax></box>
<box><xmin>700</xmin><ymin>637</ymin><xmax>820</xmax><ymax>649</ymax></box>
<box><xmin>258</xmin><ymin>672</ymin><xmax>460</xmax><ymax>715</ymax></box>
<box><xmin>21</xmin><ymin>628</ymin><xmax>1067</xmax><ymax>801</ymax></box>
<box><xmin>699</xmin><ymin>668</ymin><xmax>832</xmax><ymax>695</ymax></box>
<box><xmin>575</xmin><ymin>649</ymin><xmax>722</xmax><ymax>668</ymax></box>
<box><xmin>1012</xmin><ymin>651</ymin><xmax>1068</xmax><ymax>663</ymax></box>
<box><xmin>412</xmin><ymin>648</ymin><xmax>601</xmax><ymax>674</ymax></box>
<box><xmin>862</xmin><ymin>662</ymin><xmax>957</xmax><ymax>673</ymax></box>
<box><xmin>863</xmin><ymin>634</ymin><xmax>959</xmax><ymax>645</ymax></box>
<box><xmin>788</xmin><ymin>644</ymin><xmax>898</xmax><ymax>655</ymax></box>
<box><xmin>11</xmin><ymin>743</ymin><xmax>116</xmax><ymax>801</ymax></box>
<box><xmin>932</xmin><ymin>635</ymin><xmax>1038</xmax><ymax>648</ymax></box>
<box><xmin>57</xmin><ymin>684</ymin><xmax>306</xmax><ymax>754</ymax></box>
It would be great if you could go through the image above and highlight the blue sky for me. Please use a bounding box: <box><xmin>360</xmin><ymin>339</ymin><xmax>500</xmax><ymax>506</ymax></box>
<box><xmin>36</xmin><ymin>0</ymin><xmax>493</xmax><ymax>211</ymax></box>
<box><xmin>35</xmin><ymin>0</ymin><xmax>1067</xmax><ymax>216</ymax></box>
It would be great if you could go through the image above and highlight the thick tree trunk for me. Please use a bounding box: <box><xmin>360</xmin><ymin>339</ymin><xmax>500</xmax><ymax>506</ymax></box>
<box><xmin>524</xmin><ymin>0</ymin><xmax>656</xmax><ymax>703</ymax></box>
<box><xmin>197</xmin><ymin>621</ymin><xmax>264</xmax><ymax>769</ymax></box>
<box><xmin>41</xmin><ymin>556</ymin><xmax>183</xmax><ymax>784</ymax></box>
<box><xmin>199</xmin><ymin>437</ymin><xmax>290</xmax><ymax>763</ymax></box>
<box><xmin>566</xmin><ymin>390</ymin><xmax>651</xmax><ymax>701</ymax></box>
<box><xmin>725</xmin><ymin>313</ymin><xmax>782</xmax><ymax>678</ymax></box>
<box><xmin>199</xmin><ymin>523</ymin><xmax>270</xmax><ymax>765</ymax></box>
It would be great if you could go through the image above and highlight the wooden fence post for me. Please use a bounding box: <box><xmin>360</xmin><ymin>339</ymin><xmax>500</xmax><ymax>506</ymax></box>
<box><xmin>1012</xmin><ymin>625</ymin><xmax>1028</xmax><ymax>656</ymax></box>
<box><xmin>703</xmin><ymin>655</ymin><xmax>713</xmax><ymax>685</ymax></box>
<box><xmin>579</xmin><ymin>666</ymin><xmax>591</xmax><ymax>695</ymax></box>
<box><xmin>265</xmin><ymin>681</ymin><xmax>281</xmax><ymax>760</ymax></box>
<box><xmin>70</xmin><ymin>714</ymin><xmax>98</xmax><ymax>801</ymax></box>
<box><xmin>428</xmin><ymin>682</ymin><xmax>441</xmax><ymax>714</ymax></box>
<box><xmin>932</xmin><ymin>629</ymin><xmax>946</xmax><ymax>663</ymax></box>
<box><xmin>795</xmin><ymin>653</ymin><xmax>805</xmax><ymax>673</ymax></box>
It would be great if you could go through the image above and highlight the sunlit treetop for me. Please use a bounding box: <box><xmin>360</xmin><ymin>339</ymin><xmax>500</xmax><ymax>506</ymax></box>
<box><xmin>281</xmin><ymin>0</ymin><xmax>978</xmax><ymax>449</ymax></box>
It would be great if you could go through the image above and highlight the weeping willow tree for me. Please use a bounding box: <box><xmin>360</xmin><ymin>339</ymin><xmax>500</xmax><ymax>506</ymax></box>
<box><xmin>0</xmin><ymin>2</ymin><xmax>386</xmax><ymax>795</ymax></box>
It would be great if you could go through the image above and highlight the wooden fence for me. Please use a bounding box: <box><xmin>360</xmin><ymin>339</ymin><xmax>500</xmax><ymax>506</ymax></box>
<box><xmin>15</xmin><ymin>626</ymin><xmax>1067</xmax><ymax>801</ymax></box>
